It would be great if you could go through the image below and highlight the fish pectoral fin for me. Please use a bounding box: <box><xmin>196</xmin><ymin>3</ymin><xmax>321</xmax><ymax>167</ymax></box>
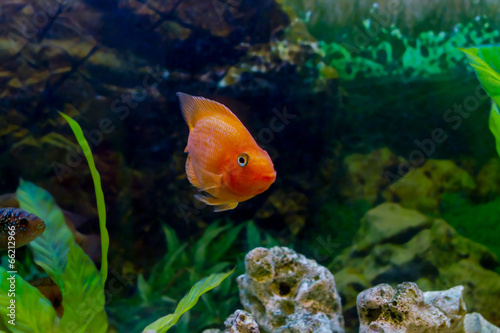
<box><xmin>200</xmin><ymin>170</ymin><xmax>222</xmax><ymax>191</ymax></box>
<box><xmin>194</xmin><ymin>195</ymin><xmax>238</xmax><ymax>212</ymax></box>
<box><xmin>185</xmin><ymin>155</ymin><xmax>201</xmax><ymax>188</ymax></box>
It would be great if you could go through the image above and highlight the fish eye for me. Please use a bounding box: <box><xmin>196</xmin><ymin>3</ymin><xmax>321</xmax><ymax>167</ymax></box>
<box><xmin>237</xmin><ymin>153</ymin><xmax>249</xmax><ymax>167</ymax></box>
<box><xmin>19</xmin><ymin>218</ymin><xmax>29</xmax><ymax>228</ymax></box>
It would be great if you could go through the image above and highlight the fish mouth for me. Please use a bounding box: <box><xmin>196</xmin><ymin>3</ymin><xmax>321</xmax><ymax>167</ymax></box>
<box><xmin>259</xmin><ymin>171</ymin><xmax>277</xmax><ymax>183</ymax></box>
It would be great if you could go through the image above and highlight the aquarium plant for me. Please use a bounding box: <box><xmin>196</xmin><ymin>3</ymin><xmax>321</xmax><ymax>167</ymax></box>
<box><xmin>0</xmin><ymin>113</ymin><xmax>234</xmax><ymax>333</ymax></box>
<box><xmin>461</xmin><ymin>45</ymin><xmax>500</xmax><ymax>157</ymax></box>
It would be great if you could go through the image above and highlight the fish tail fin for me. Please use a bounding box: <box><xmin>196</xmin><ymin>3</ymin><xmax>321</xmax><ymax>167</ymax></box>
<box><xmin>177</xmin><ymin>92</ymin><xmax>239</xmax><ymax>130</ymax></box>
<box><xmin>194</xmin><ymin>194</ymin><xmax>238</xmax><ymax>212</ymax></box>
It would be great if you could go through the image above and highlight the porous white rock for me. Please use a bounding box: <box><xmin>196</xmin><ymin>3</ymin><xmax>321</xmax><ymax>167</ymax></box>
<box><xmin>357</xmin><ymin>282</ymin><xmax>467</xmax><ymax>332</ymax></box>
<box><xmin>237</xmin><ymin>247</ymin><xmax>344</xmax><ymax>333</ymax></box>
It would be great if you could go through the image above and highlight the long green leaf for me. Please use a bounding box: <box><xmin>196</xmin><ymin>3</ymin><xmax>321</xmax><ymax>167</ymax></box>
<box><xmin>143</xmin><ymin>268</ymin><xmax>235</xmax><ymax>333</ymax></box>
<box><xmin>58</xmin><ymin>110</ymin><xmax>109</xmax><ymax>285</ymax></box>
<box><xmin>460</xmin><ymin>46</ymin><xmax>500</xmax><ymax>107</ymax></box>
<box><xmin>461</xmin><ymin>46</ymin><xmax>500</xmax><ymax>157</ymax></box>
<box><xmin>0</xmin><ymin>267</ymin><xmax>56</xmax><ymax>333</ymax></box>
<box><xmin>491</xmin><ymin>101</ymin><xmax>500</xmax><ymax>157</ymax></box>
<box><xmin>17</xmin><ymin>180</ymin><xmax>108</xmax><ymax>333</ymax></box>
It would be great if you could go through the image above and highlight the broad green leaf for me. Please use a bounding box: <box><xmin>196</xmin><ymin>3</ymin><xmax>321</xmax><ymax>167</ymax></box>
<box><xmin>143</xmin><ymin>268</ymin><xmax>235</xmax><ymax>333</ymax></box>
<box><xmin>490</xmin><ymin>101</ymin><xmax>500</xmax><ymax>157</ymax></box>
<box><xmin>58</xmin><ymin>110</ymin><xmax>109</xmax><ymax>285</ymax></box>
<box><xmin>17</xmin><ymin>180</ymin><xmax>108</xmax><ymax>333</ymax></box>
<box><xmin>460</xmin><ymin>46</ymin><xmax>500</xmax><ymax>108</ymax></box>
<box><xmin>0</xmin><ymin>267</ymin><xmax>56</xmax><ymax>333</ymax></box>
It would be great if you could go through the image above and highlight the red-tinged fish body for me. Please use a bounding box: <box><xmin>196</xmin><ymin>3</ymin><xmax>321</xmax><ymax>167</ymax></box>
<box><xmin>0</xmin><ymin>208</ymin><xmax>46</xmax><ymax>249</ymax></box>
<box><xmin>177</xmin><ymin>92</ymin><xmax>277</xmax><ymax>211</ymax></box>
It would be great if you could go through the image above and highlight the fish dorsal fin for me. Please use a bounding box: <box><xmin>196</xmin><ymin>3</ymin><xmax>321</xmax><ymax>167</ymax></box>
<box><xmin>177</xmin><ymin>92</ymin><xmax>240</xmax><ymax>130</ymax></box>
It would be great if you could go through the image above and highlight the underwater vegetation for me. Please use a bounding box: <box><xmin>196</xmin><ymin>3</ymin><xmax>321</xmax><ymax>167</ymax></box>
<box><xmin>461</xmin><ymin>45</ymin><xmax>500</xmax><ymax>158</ymax></box>
<box><xmin>109</xmin><ymin>219</ymin><xmax>281</xmax><ymax>332</ymax></box>
<box><xmin>0</xmin><ymin>115</ymin><xmax>238</xmax><ymax>333</ymax></box>
<box><xmin>0</xmin><ymin>179</ymin><xmax>108</xmax><ymax>333</ymax></box>
<box><xmin>441</xmin><ymin>193</ymin><xmax>500</xmax><ymax>267</ymax></box>
<box><xmin>322</xmin><ymin>19</ymin><xmax>500</xmax><ymax>82</ymax></box>
<box><xmin>1</xmin><ymin>0</ymin><xmax>500</xmax><ymax>332</ymax></box>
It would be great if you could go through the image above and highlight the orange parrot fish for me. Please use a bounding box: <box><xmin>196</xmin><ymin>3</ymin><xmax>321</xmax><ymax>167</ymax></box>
<box><xmin>177</xmin><ymin>92</ymin><xmax>277</xmax><ymax>212</ymax></box>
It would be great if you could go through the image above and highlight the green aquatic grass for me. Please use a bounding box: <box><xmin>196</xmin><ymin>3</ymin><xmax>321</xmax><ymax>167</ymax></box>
<box><xmin>17</xmin><ymin>180</ymin><xmax>108</xmax><ymax>333</ymax></box>
<box><xmin>58</xmin><ymin>111</ymin><xmax>109</xmax><ymax>285</ymax></box>
<box><xmin>143</xmin><ymin>268</ymin><xmax>235</xmax><ymax>333</ymax></box>
<box><xmin>0</xmin><ymin>268</ymin><xmax>56</xmax><ymax>333</ymax></box>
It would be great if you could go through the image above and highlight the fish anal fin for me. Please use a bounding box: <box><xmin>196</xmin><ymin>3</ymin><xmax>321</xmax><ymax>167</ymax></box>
<box><xmin>194</xmin><ymin>195</ymin><xmax>238</xmax><ymax>212</ymax></box>
<box><xmin>214</xmin><ymin>202</ymin><xmax>238</xmax><ymax>212</ymax></box>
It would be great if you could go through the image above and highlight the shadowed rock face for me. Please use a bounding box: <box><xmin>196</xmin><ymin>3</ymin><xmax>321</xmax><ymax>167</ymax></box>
<box><xmin>237</xmin><ymin>246</ymin><xmax>344</xmax><ymax>333</ymax></box>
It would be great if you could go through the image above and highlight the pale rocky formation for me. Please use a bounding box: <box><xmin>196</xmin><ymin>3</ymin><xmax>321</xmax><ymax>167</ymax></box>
<box><xmin>237</xmin><ymin>247</ymin><xmax>344</xmax><ymax>333</ymax></box>
<box><xmin>202</xmin><ymin>310</ymin><xmax>259</xmax><ymax>333</ymax></box>
<box><xmin>464</xmin><ymin>313</ymin><xmax>500</xmax><ymax>333</ymax></box>
<box><xmin>357</xmin><ymin>283</ymin><xmax>467</xmax><ymax>333</ymax></box>
<box><xmin>223</xmin><ymin>310</ymin><xmax>260</xmax><ymax>333</ymax></box>
<box><xmin>331</xmin><ymin>203</ymin><xmax>500</xmax><ymax>330</ymax></box>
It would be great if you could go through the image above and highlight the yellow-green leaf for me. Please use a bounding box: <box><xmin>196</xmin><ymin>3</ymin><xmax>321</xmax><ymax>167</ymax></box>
<box><xmin>17</xmin><ymin>180</ymin><xmax>108</xmax><ymax>333</ymax></box>
<box><xmin>0</xmin><ymin>267</ymin><xmax>56</xmax><ymax>333</ymax></box>
<box><xmin>460</xmin><ymin>46</ymin><xmax>500</xmax><ymax>111</ymax></box>
<box><xmin>490</xmin><ymin>101</ymin><xmax>500</xmax><ymax>157</ymax></box>
<box><xmin>58</xmin><ymin>110</ymin><xmax>109</xmax><ymax>285</ymax></box>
